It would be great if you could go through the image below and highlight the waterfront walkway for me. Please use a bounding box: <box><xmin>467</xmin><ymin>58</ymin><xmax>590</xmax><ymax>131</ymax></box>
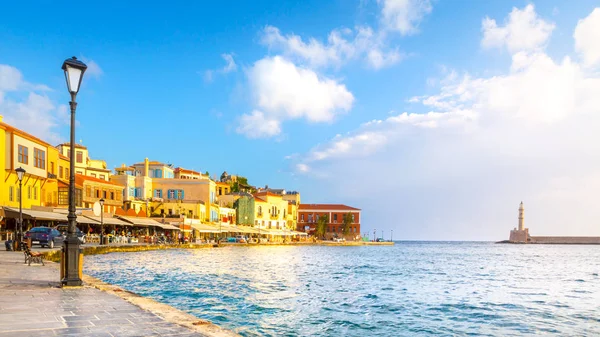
<box><xmin>0</xmin><ymin>250</ymin><xmax>235</xmax><ymax>337</ymax></box>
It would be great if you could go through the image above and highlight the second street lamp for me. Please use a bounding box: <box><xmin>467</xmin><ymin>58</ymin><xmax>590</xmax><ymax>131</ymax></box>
<box><xmin>99</xmin><ymin>198</ymin><xmax>105</xmax><ymax>245</ymax></box>
<box><xmin>61</xmin><ymin>56</ymin><xmax>87</xmax><ymax>287</ymax></box>
<box><xmin>15</xmin><ymin>167</ymin><xmax>26</xmax><ymax>251</ymax></box>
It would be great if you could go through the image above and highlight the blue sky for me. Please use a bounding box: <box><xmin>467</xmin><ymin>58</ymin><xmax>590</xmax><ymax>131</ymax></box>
<box><xmin>1</xmin><ymin>1</ymin><xmax>600</xmax><ymax>240</ymax></box>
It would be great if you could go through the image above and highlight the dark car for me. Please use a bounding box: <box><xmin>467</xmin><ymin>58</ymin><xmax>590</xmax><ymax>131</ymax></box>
<box><xmin>54</xmin><ymin>224</ymin><xmax>86</xmax><ymax>244</ymax></box>
<box><xmin>24</xmin><ymin>227</ymin><xmax>64</xmax><ymax>248</ymax></box>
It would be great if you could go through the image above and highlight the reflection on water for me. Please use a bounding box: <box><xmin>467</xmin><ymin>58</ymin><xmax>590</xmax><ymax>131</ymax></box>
<box><xmin>85</xmin><ymin>243</ymin><xmax>600</xmax><ymax>336</ymax></box>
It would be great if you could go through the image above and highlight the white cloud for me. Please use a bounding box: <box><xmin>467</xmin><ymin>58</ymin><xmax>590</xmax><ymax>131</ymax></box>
<box><xmin>236</xmin><ymin>110</ymin><xmax>282</xmax><ymax>138</ymax></box>
<box><xmin>574</xmin><ymin>8</ymin><xmax>600</xmax><ymax>68</ymax></box>
<box><xmin>237</xmin><ymin>56</ymin><xmax>354</xmax><ymax>138</ymax></box>
<box><xmin>261</xmin><ymin>25</ymin><xmax>403</xmax><ymax>70</ymax></box>
<box><xmin>379</xmin><ymin>0</ymin><xmax>432</xmax><ymax>35</ymax></box>
<box><xmin>221</xmin><ymin>53</ymin><xmax>237</xmax><ymax>73</ymax></box>
<box><xmin>292</xmin><ymin>7</ymin><xmax>600</xmax><ymax>240</ymax></box>
<box><xmin>0</xmin><ymin>64</ymin><xmax>69</xmax><ymax>144</ymax></box>
<box><xmin>481</xmin><ymin>4</ymin><xmax>555</xmax><ymax>54</ymax></box>
<box><xmin>203</xmin><ymin>53</ymin><xmax>237</xmax><ymax>83</ymax></box>
<box><xmin>85</xmin><ymin>60</ymin><xmax>103</xmax><ymax>78</ymax></box>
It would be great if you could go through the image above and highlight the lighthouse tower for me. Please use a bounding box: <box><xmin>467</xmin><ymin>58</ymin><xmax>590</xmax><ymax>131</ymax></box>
<box><xmin>518</xmin><ymin>201</ymin><xmax>524</xmax><ymax>231</ymax></box>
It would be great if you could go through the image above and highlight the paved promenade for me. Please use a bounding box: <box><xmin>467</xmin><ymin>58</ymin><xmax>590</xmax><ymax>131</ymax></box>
<box><xmin>0</xmin><ymin>249</ymin><xmax>236</xmax><ymax>337</ymax></box>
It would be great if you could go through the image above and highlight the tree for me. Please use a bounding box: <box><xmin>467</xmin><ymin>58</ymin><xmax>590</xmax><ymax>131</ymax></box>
<box><xmin>341</xmin><ymin>212</ymin><xmax>353</xmax><ymax>237</ymax></box>
<box><xmin>316</xmin><ymin>214</ymin><xmax>328</xmax><ymax>239</ymax></box>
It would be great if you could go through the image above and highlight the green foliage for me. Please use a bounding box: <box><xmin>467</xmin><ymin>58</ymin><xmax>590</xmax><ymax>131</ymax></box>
<box><xmin>231</xmin><ymin>181</ymin><xmax>240</xmax><ymax>192</ymax></box>
<box><xmin>237</xmin><ymin>176</ymin><xmax>248</xmax><ymax>185</ymax></box>
<box><xmin>341</xmin><ymin>212</ymin><xmax>353</xmax><ymax>235</ymax></box>
<box><xmin>316</xmin><ymin>214</ymin><xmax>328</xmax><ymax>238</ymax></box>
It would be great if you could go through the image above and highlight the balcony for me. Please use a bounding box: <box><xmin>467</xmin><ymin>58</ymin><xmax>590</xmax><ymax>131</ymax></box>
<box><xmin>47</xmin><ymin>172</ymin><xmax>57</xmax><ymax>179</ymax></box>
<box><xmin>256</xmin><ymin>212</ymin><xmax>263</xmax><ymax>218</ymax></box>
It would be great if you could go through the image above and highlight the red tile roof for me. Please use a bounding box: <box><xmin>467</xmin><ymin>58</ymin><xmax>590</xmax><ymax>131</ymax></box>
<box><xmin>298</xmin><ymin>204</ymin><xmax>361</xmax><ymax>211</ymax></box>
<box><xmin>75</xmin><ymin>174</ymin><xmax>122</xmax><ymax>187</ymax></box>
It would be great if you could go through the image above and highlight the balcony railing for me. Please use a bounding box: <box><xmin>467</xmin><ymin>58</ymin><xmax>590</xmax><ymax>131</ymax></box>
<box><xmin>47</xmin><ymin>172</ymin><xmax>57</xmax><ymax>179</ymax></box>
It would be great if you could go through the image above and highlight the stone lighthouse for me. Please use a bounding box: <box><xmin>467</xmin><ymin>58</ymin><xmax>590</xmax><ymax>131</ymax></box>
<box><xmin>518</xmin><ymin>201</ymin><xmax>524</xmax><ymax>231</ymax></box>
<box><xmin>509</xmin><ymin>201</ymin><xmax>529</xmax><ymax>243</ymax></box>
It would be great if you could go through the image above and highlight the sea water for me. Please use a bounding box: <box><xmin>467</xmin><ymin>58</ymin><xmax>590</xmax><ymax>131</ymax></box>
<box><xmin>85</xmin><ymin>242</ymin><xmax>600</xmax><ymax>336</ymax></box>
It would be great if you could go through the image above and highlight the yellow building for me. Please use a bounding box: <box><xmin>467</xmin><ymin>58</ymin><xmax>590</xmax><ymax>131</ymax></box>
<box><xmin>0</xmin><ymin>116</ymin><xmax>59</xmax><ymax>209</ymax></box>
<box><xmin>253</xmin><ymin>191</ymin><xmax>291</xmax><ymax>230</ymax></box>
<box><xmin>56</xmin><ymin>143</ymin><xmax>111</xmax><ymax>181</ymax></box>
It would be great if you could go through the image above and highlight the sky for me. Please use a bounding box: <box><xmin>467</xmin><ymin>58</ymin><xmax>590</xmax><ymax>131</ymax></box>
<box><xmin>1</xmin><ymin>0</ymin><xmax>599</xmax><ymax>240</ymax></box>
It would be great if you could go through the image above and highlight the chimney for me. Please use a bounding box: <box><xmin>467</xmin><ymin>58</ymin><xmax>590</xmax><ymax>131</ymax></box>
<box><xmin>144</xmin><ymin>158</ymin><xmax>149</xmax><ymax>177</ymax></box>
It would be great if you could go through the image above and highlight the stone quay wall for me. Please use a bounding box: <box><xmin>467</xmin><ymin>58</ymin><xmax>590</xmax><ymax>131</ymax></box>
<box><xmin>529</xmin><ymin>236</ymin><xmax>600</xmax><ymax>244</ymax></box>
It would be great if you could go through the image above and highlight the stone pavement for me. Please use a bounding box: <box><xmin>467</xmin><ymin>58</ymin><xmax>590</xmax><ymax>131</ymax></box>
<box><xmin>0</xmin><ymin>250</ymin><xmax>234</xmax><ymax>337</ymax></box>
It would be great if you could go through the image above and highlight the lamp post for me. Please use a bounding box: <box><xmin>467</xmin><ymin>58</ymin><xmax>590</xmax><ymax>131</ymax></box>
<box><xmin>373</xmin><ymin>229</ymin><xmax>376</xmax><ymax>242</ymax></box>
<box><xmin>61</xmin><ymin>56</ymin><xmax>87</xmax><ymax>286</ymax></box>
<box><xmin>15</xmin><ymin>167</ymin><xmax>26</xmax><ymax>250</ymax></box>
<box><xmin>99</xmin><ymin>198</ymin><xmax>104</xmax><ymax>246</ymax></box>
<box><xmin>391</xmin><ymin>229</ymin><xmax>393</xmax><ymax>242</ymax></box>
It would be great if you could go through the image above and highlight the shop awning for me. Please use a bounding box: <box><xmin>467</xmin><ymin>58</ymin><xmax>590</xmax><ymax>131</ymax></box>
<box><xmin>190</xmin><ymin>223</ymin><xmax>221</xmax><ymax>233</ymax></box>
<box><xmin>154</xmin><ymin>223</ymin><xmax>181</xmax><ymax>231</ymax></box>
<box><xmin>2</xmin><ymin>207</ymin><xmax>68</xmax><ymax>221</ymax></box>
<box><xmin>80</xmin><ymin>215</ymin><xmax>130</xmax><ymax>226</ymax></box>
<box><xmin>115</xmin><ymin>215</ymin><xmax>163</xmax><ymax>227</ymax></box>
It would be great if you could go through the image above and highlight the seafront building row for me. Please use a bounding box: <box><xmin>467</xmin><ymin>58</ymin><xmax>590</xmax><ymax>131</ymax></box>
<box><xmin>0</xmin><ymin>116</ymin><xmax>362</xmax><ymax>242</ymax></box>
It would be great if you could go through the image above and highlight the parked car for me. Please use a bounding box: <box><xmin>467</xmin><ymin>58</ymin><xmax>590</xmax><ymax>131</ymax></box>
<box><xmin>54</xmin><ymin>224</ymin><xmax>86</xmax><ymax>244</ymax></box>
<box><xmin>235</xmin><ymin>235</ymin><xmax>247</xmax><ymax>243</ymax></box>
<box><xmin>24</xmin><ymin>227</ymin><xmax>64</xmax><ymax>248</ymax></box>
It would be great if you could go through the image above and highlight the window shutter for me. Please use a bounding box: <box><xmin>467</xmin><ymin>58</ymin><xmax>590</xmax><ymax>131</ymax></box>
<box><xmin>181</xmin><ymin>190</ymin><xmax>185</xmax><ymax>200</ymax></box>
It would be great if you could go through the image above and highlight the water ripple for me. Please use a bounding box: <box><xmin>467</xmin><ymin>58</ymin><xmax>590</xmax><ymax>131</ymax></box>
<box><xmin>85</xmin><ymin>243</ymin><xmax>600</xmax><ymax>336</ymax></box>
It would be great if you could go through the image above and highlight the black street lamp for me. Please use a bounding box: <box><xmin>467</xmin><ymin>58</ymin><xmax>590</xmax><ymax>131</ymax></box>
<box><xmin>61</xmin><ymin>56</ymin><xmax>87</xmax><ymax>286</ymax></box>
<box><xmin>99</xmin><ymin>198</ymin><xmax>105</xmax><ymax>245</ymax></box>
<box><xmin>15</xmin><ymin>167</ymin><xmax>26</xmax><ymax>250</ymax></box>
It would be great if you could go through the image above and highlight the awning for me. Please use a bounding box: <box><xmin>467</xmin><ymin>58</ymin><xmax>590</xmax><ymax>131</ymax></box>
<box><xmin>2</xmin><ymin>207</ymin><xmax>68</xmax><ymax>221</ymax></box>
<box><xmin>115</xmin><ymin>215</ymin><xmax>162</xmax><ymax>227</ymax></box>
<box><xmin>154</xmin><ymin>223</ymin><xmax>180</xmax><ymax>231</ymax></box>
<box><xmin>80</xmin><ymin>215</ymin><xmax>130</xmax><ymax>226</ymax></box>
<box><xmin>190</xmin><ymin>223</ymin><xmax>220</xmax><ymax>233</ymax></box>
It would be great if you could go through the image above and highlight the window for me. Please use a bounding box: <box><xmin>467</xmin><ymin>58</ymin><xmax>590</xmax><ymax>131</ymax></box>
<box><xmin>27</xmin><ymin>186</ymin><xmax>31</xmax><ymax>199</ymax></box>
<box><xmin>86</xmin><ymin>186</ymin><xmax>91</xmax><ymax>197</ymax></box>
<box><xmin>50</xmin><ymin>162</ymin><xmax>55</xmax><ymax>174</ymax></box>
<box><xmin>95</xmin><ymin>189</ymin><xmax>100</xmax><ymax>198</ymax></box>
<box><xmin>18</xmin><ymin>145</ymin><xmax>29</xmax><ymax>164</ymax></box>
<box><xmin>58</xmin><ymin>188</ymin><xmax>69</xmax><ymax>205</ymax></box>
<box><xmin>110</xmin><ymin>191</ymin><xmax>115</xmax><ymax>200</ymax></box>
<box><xmin>76</xmin><ymin>171</ymin><xmax>83</xmax><ymax>175</ymax></box>
<box><xmin>258</xmin><ymin>206</ymin><xmax>262</xmax><ymax>215</ymax></box>
<box><xmin>308</xmin><ymin>214</ymin><xmax>313</xmax><ymax>222</ymax></box>
<box><xmin>103</xmin><ymin>190</ymin><xmax>107</xmax><ymax>198</ymax></box>
<box><xmin>177</xmin><ymin>189</ymin><xmax>184</xmax><ymax>200</ymax></box>
<box><xmin>334</xmin><ymin>214</ymin><xmax>338</xmax><ymax>221</ymax></box>
<box><xmin>59</xmin><ymin>166</ymin><xmax>63</xmax><ymax>179</ymax></box>
<box><xmin>32</xmin><ymin>148</ymin><xmax>46</xmax><ymax>169</ymax></box>
<box><xmin>91</xmin><ymin>173</ymin><xmax>96</xmax><ymax>177</ymax></box>
<box><xmin>154</xmin><ymin>189</ymin><xmax>163</xmax><ymax>198</ymax></box>
<box><xmin>16</xmin><ymin>187</ymin><xmax>21</xmax><ymax>201</ymax></box>
<box><xmin>99</xmin><ymin>175</ymin><xmax>105</xmax><ymax>180</ymax></box>
<box><xmin>9</xmin><ymin>186</ymin><xmax>13</xmax><ymax>202</ymax></box>
<box><xmin>33</xmin><ymin>186</ymin><xmax>37</xmax><ymax>200</ymax></box>
<box><xmin>67</xmin><ymin>149</ymin><xmax>71</xmax><ymax>158</ymax></box>
<box><xmin>168</xmin><ymin>209</ymin><xmax>173</xmax><ymax>215</ymax></box>
<box><xmin>167</xmin><ymin>189</ymin><xmax>176</xmax><ymax>199</ymax></box>
<box><xmin>65</xmin><ymin>168</ymin><xmax>69</xmax><ymax>178</ymax></box>
<box><xmin>76</xmin><ymin>151</ymin><xmax>83</xmax><ymax>163</ymax></box>
<box><xmin>352</xmin><ymin>214</ymin><xmax>355</xmax><ymax>222</ymax></box>
<box><xmin>129</xmin><ymin>187</ymin><xmax>134</xmax><ymax>197</ymax></box>
<box><xmin>301</xmin><ymin>214</ymin><xmax>304</xmax><ymax>221</ymax></box>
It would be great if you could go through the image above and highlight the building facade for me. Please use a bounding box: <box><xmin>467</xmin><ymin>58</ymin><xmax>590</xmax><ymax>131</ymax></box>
<box><xmin>1</xmin><ymin>117</ymin><xmax>60</xmax><ymax>209</ymax></box>
<box><xmin>111</xmin><ymin>158</ymin><xmax>218</xmax><ymax>223</ymax></box>
<box><xmin>253</xmin><ymin>191</ymin><xmax>292</xmax><ymax>230</ymax></box>
<box><xmin>56</xmin><ymin>143</ymin><xmax>111</xmax><ymax>181</ymax></box>
<box><xmin>297</xmin><ymin>204</ymin><xmax>361</xmax><ymax>239</ymax></box>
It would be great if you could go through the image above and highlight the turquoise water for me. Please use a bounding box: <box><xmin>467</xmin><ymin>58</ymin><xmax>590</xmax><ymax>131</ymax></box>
<box><xmin>85</xmin><ymin>242</ymin><xmax>600</xmax><ymax>336</ymax></box>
